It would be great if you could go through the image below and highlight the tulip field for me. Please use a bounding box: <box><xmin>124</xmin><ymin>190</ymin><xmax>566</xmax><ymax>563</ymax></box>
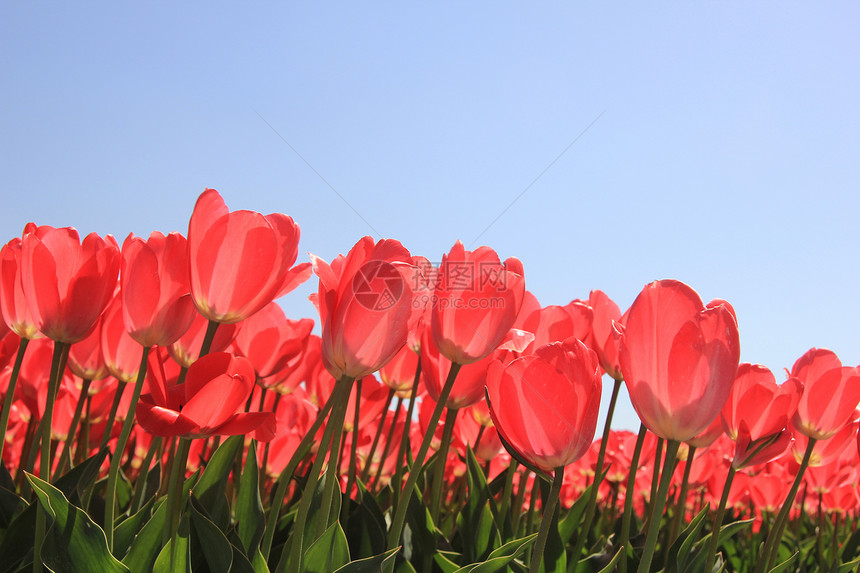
<box><xmin>2</xmin><ymin>188</ymin><xmax>860</xmax><ymax>572</ymax></box>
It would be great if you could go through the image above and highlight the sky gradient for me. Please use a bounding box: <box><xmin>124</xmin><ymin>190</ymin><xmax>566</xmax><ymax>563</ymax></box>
<box><xmin>2</xmin><ymin>3</ymin><xmax>858</xmax><ymax>430</ymax></box>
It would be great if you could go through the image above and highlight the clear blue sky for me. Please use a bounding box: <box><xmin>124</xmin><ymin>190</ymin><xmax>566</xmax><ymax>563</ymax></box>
<box><xmin>2</xmin><ymin>3</ymin><xmax>858</xmax><ymax>430</ymax></box>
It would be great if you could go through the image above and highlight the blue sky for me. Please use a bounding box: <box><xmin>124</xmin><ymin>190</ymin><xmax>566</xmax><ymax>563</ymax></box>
<box><xmin>2</xmin><ymin>3</ymin><xmax>858</xmax><ymax>430</ymax></box>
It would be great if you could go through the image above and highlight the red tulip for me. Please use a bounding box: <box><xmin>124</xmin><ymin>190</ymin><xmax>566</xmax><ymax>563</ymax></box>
<box><xmin>0</xmin><ymin>227</ymin><xmax>43</xmax><ymax>339</ymax></box>
<box><xmin>310</xmin><ymin>236</ymin><xmax>416</xmax><ymax>379</ymax></box>
<box><xmin>167</xmin><ymin>311</ymin><xmax>238</xmax><ymax>369</ymax></box>
<box><xmin>100</xmin><ymin>296</ymin><xmax>143</xmax><ymax>384</ymax></box>
<box><xmin>430</xmin><ymin>241</ymin><xmax>525</xmax><ymax>365</ymax></box>
<box><xmin>136</xmin><ymin>351</ymin><xmax>276</xmax><ymax>441</ymax></box>
<box><xmin>67</xmin><ymin>314</ymin><xmax>110</xmax><ymax>381</ymax></box>
<box><xmin>232</xmin><ymin>301</ymin><xmax>313</xmax><ymax>382</ymax></box>
<box><xmin>121</xmin><ymin>232</ymin><xmax>197</xmax><ymax>347</ymax></box>
<box><xmin>421</xmin><ymin>328</ymin><xmax>496</xmax><ymax>410</ymax></box>
<box><xmin>618</xmin><ymin>280</ymin><xmax>740</xmax><ymax>442</ymax></box>
<box><xmin>588</xmin><ymin>290</ymin><xmax>624</xmax><ymax>381</ymax></box>
<box><xmin>20</xmin><ymin>225</ymin><xmax>120</xmax><ymax>344</ymax></box>
<box><xmin>790</xmin><ymin>348</ymin><xmax>860</xmax><ymax>440</ymax></box>
<box><xmin>379</xmin><ymin>344</ymin><xmax>420</xmax><ymax>396</ymax></box>
<box><xmin>486</xmin><ymin>338</ymin><xmax>601</xmax><ymax>472</ymax></box>
<box><xmin>187</xmin><ymin>188</ymin><xmax>310</xmax><ymax>324</ymax></box>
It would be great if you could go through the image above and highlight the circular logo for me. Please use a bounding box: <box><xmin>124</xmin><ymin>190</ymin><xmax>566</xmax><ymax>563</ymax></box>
<box><xmin>352</xmin><ymin>260</ymin><xmax>405</xmax><ymax>311</ymax></box>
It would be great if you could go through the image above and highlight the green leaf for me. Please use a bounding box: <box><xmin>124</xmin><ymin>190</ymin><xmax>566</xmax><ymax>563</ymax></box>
<box><xmin>453</xmin><ymin>533</ymin><xmax>538</xmax><ymax>573</ymax></box>
<box><xmin>0</xmin><ymin>503</ymin><xmax>36</xmax><ymax>573</ymax></box>
<box><xmin>559</xmin><ymin>477</ymin><xmax>597</xmax><ymax>546</ymax></box>
<box><xmin>458</xmin><ymin>448</ymin><xmax>500</xmax><ymax>562</ymax></box>
<box><xmin>25</xmin><ymin>473</ymin><xmax>129</xmax><ymax>573</ymax></box>
<box><xmin>251</xmin><ymin>546</ymin><xmax>272</xmax><ymax>573</ymax></box>
<box><xmin>665</xmin><ymin>505</ymin><xmax>709</xmax><ymax>572</ymax></box>
<box><xmin>594</xmin><ymin>547</ymin><xmax>624</xmax><ymax>573</ymax></box>
<box><xmin>434</xmin><ymin>550</ymin><xmax>462</xmax><ymax>573</ymax></box>
<box><xmin>344</xmin><ymin>479</ymin><xmax>387</xmax><ymax>559</ymax></box>
<box><xmin>195</xmin><ymin>435</ymin><xmax>243</xmax><ymax>521</ymax></box>
<box><xmin>153</xmin><ymin>516</ymin><xmax>190</xmax><ymax>573</ymax></box>
<box><xmin>838</xmin><ymin>558</ymin><xmax>860</xmax><ymax>572</ymax></box>
<box><xmin>767</xmin><ymin>551</ymin><xmax>798</xmax><ymax>573</ymax></box>
<box><xmin>303</xmin><ymin>521</ymin><xmax>350</xmax><ymax>573</ymax></box>
<box><xmin>236</xmin><ymin>439</ymin><xmax>264</xmax><ymax>556</ymax></box>
<box><xmin>113</xmin><ymin>496</ymin><xmax>155</xmax><ymax>560</ymax></box>
<box><xmin>0</xmin><ymin>480</ymin><xmax>26</xmax><ymax>529</ymax></box>
<box><xmin>189</xmin><ymin>495</ymin><xmax>233</xmax><ymax>573</ymax></box>
<box><xmin>121</xmin><ymin>499</ymin><xmax>166</xmax><ymax>572</ymax></box>
<box><xmin>55</xmin><ymin>448</ymin><xmax>109</xmax><ymax>502</ymax></box>
<box><xmin>332</xmin><ymin>547</ymin><xmax>400</xmax><ymax>572</ymax></box>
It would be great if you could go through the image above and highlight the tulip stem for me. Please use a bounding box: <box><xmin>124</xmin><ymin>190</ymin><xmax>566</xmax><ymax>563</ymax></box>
<box><xmin>391</xmin><ymin>357</ymin><xmax>421</xmax><ymax>500</ymax></box>
<box><xmin>669</xmin><ymin>444</ymin><xmax>696</xmax><ymax>544</ymax></box>
<box><xmin>343</xmin><ymin>377</ymin><xmax>363</xmax><ymax>531</ymax></box>
<box><xmin>529</xmin><ymin>466</ymin><xmax>564</xmax><ymax>573</ymax></box>
<box><xmin>163</xmin><ymin>436</ymin><xmax>192</xmax><ymax>569</ymax></box>
<box><xmin>637</xmin><ymin>438</ymin><xmax>680</xmax><ymax>573</ymax></box>
<box><xmin>104</xmin><ymin>345</ymin><xmax>151</xmax><ymax>551</ymax></box>
<box><xmin>317</xmin><ymin>375</ymin><xmax>355</xmax><ymax>538</ymax></box>
<box><xmin>286</xmin><ymin>375</ymin><xmax>353</xmax><ymax>573</ymax></box>
<box><xmin>53</xmin><ymin>377</ymin><xmax>93</xmax><ymax>480</ymax></box>
<box><xmin>385</xmin><ymin>362</ymin><xmax>462</xmax><ymax>565</ymax></box>
<box><xmin>0</xmin><ymin>337</ymin><xmax>29</xmax><ymax>463</ymax></box>
<box><xmin>199</xmin><ymin>319</ymin><xmax>220</xmax><ymax>358</ymax></box>
<box><xmin>130</xmin><ymin>435</ymin><xmax>162</xmax><ymax>515</ymax></box>
<box><xmin>704</xmin><ymin>461</ymin><xmax>736</xmax><ymax>573</ymax></box>
<box><xmin>260</xmin><ymin>389</ymin><xmax>336</xmax><ymax>560</ymax></box>
<box><xmin>756</xmin><ymin>437</ymin><xmax>816</xmax><ymax>573</ymax></box>
<box><xmin>33</xmin><ymin>340</ymin><xmax>69</xmax><ymax>573</ymax></box>
<box><xmin>429</xmin><ymin>406</ymin><xmax>458</xmax><ymax>526</ymax></box>
<box><xmin>571</xmin><ymin>377</ymin><xmax>621</xmax><ymax>565</ymax></box>
<box><xmin>361</xmin><ymin>388</ymin><xmax>394</xmax><ymax>485</ymax></box>
<box><xmin>98</xmin><ymin>381</ymin><xmax>128</xmax><ymax>453</ymax></box>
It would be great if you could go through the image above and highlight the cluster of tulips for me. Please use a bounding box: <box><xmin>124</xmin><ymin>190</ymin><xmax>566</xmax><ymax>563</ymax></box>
<box><xmin>1</xmin><ymin>188</ymin><xmax>859</xmax><ymax>572</ymax></box>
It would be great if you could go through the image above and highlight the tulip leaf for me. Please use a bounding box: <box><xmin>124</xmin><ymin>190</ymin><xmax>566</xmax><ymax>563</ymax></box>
<box><xmin>665</xmin><ymin>505</ymin><xmax>709</xmax><ymax>572</ymax></box>
<box><xmin>113</xmin><ymin>496</ymin><xmax>155</xmax><ymax>560</ymax></box>
<box><xmin>839</xmin><ymin>558</ymin><xmax>860</xmax><ymax>572</ymax></box>
<box><xmin>121</xmin><ymin>498</ymin><xmax>166</xmax><ymax>571</ymax></box>
<box><xmin>434</xmin><ymin>550</ymin><xmax>462</xmax><ymax>573</ymax></box>
<box><xmin>332</xmin><ymin>547</ymin><xmax>400</xmax><ymax>572</ymax></box>
<box><xmin>0</xmin><ymin>479</ymin><xmax>26</xmax><ymax>529</ymax></box>
<box><xmin>0</xmin><ymin>503</ymin><xmax>37</xmax><ymax>573</ymax></box>
<box><xmin>767</xmin><ymin>551</ymin><xmax>798</xmax><ymax>573</ymax></box>
<box><xmin>559</xmin><ymin>475</ymin><xmax>600</xmax><ymax>546</ymax></box>
<box><xmin>25</xmin><ymin>473</ymin><xmax>129</xmax><ymax>573</ymax></box>
<box><xmin>593</xmin><ymin>547</ymin><xmax>624</xmax><ymax>573</ymax></box>
<box><xmin>189</xmin><ymin>495</ymin><xmax>233</xmax><ymax>573</ymax></box>
<box><xmin>236</xmin><ymin>439</ymin><xmax>264</xmax><ymax>556</ymax></box>
<box><xmin>343</xmin><ymin>479</ymin><xmax>387</xmax><ymax>559</ymax></box>
<box><xmin>457</xmin><ymin>448</ymin><xmax>501</xmax><ymax>563</ymax></box>
<box><xmin>452</xmin><ymin>533</ymin><xmax>537</xmax><ymax>573</ymax></box>
<box><xmin>195</xmin><ymin>435</ymin><xmax>243</xmax><ymax>521</ymax></box>
<box><xmin>537</xmin><ymin>478</ymin><xmax>566</xmax><ymax>573</ymax></box>
<box><xmin>303</xmin><ymin>520</ymin><xmax>350</xmax><ymax>573</ymax></box>
<box><xmin>152</xmin><ymin>516</ymin><xmax>190</xmax><ymax>573</ymax></box>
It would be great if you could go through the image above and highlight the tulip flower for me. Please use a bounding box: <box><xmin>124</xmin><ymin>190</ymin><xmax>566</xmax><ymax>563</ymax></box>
<box><xmin>790</xmin><ymin>348</ymin><xmax>860</xmax><ymax>440</ymax></box>
<box><xmin>232</xmin><ymin>301</ymin><xmax>314</xmax><ymax>383</ymax></box>
<box><xmin>310</xmin><ymin>236</ymin><xmax>417</xmax><ymax>380</ymax></box>
<box><xmin>618</xmin><ymin>279</ymin><xmax>741</xmax><ymax>442</ymax></box>
<box><xmin>486</xmin><ymin>337</ymin><xmax>601</xmax><ymax>473</ymax></box>
<box><xmin>187</xmin><ymin>188</ymin><xmax>310</xmax><ymax>324</ymax></box>
<box><xmin>430</xmin><ymin>241</ymin><xmax>525</xmax><ymax>365</ymax></box>
<box><xmin>167</xmin><ymin>311</ymin><xmax>238</xmax><ymax>369</ymax></box>
<box><xmin>20</xmin><ymin>225</ymin><xmax>120</xmax><ymax>344</ymax></box>
<box><xmin>121</xmin><ymin>232</ymin><xmax>197</xmax><ymax>347</ymax></box>
<box><xmin>588</xmin><ymin>289</ymin><xmax>624</xmax><ymax>381</ymax></box>
<box><xmin>0</xmin><ymin>229</ymin><xmax>43</xmax><ymax>340</ymax></box>
<box><xmin>136</xmin><ymin>351</ymin><xmax>276</xmax><ymax>441</ymax></box>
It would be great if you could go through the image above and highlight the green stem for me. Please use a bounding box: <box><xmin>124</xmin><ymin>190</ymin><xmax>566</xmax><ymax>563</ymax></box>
<box><xmin>77</xmin><ymin>394</ymin><xmax>91</xmax><ymax>465</ymax></box>
<box><xmin>385</xmin><ymin>362</ymin><xmax>461</xmax><ymax>558</ymax></box>
<box><xmin>286</xmin><ymin>375</ymin><xmax>353</xmax><ymax>573</ymax></box>
<box><xmin>757</xmin><ymin>437</ymin><xmax>816</xmax><ymax>573</ymax></box>
<box><xmin>571</xmin><ymin>377</ymin><xmax>621</xmax><ymax>564</ymax></box>
<box><xmin>429</xmin><ymin>407</ymin><xmax>458</xmax><ymax>526</ymax></box>
<box><xmin>163</xmin><ymin>436</ymin><xmax>192</xmax><ymax>569</ymax></box>
<box><xmin>0</xmin><ymin>337</ymin><xmax>30</xmax><ymax>462</ymax></box>
<box><xmin>512</xmin><ymin>465</ymin><xmax>529</xmax><ymax>536</ymax></box>
<box><xmin>317</xmin><ymin>375</ymin><xmax>355</xmax><ymax>537</ymax></box>
<box><xmin>669</xmin><ymin>444</ymin><xmax>696</xmax><ymax>544</ymax></box>
<box><xmin>343</xmin><ymin>377</ymin><xmax>363</xmax><ymax>531</ymax></box>
<box><xmin>369</xmin><ymin>395</ymin><xmax>402</xmax><ymax>491</ymax></box>
<box><xmin>199</xmin><ymin>319</ymin><xmax>220</xmax><ymax>358</ymax></box>
<box><xmin>53</xmin><ymin>377</ymin><xmax>93</xmax><ymax>480</ymax></box>
<box><xmin>391</xmin><ymin>357</ymin><xmax>422</xmax><ymax>498</ymax></box>
<box><xmin>360</xmin><ymin>388</ymin><xmax>394</xmax><ymax>484</ymax></box>
<box><xmin>618</xmin><ymin>424</ymin><xmax>647</xmax><ymax>573</ymax></box>
<box><xmin>704</xmin><ymin>462</ymin><xmax>736</xmax><ymax>573</ymax></box>
<box><xmin>529</xmin><ymin>466</ymin><xmax>565</xmax><ymax>573</ymax></box>
<box><xmin>33</xmin><ymin>340</ymin><xmax>70</xmax><ymax>573</ymax></box>
<box><xmin>498</xmin><ymin>460</ymin><xmax>518</xmax><ymax>534</ymax></box>
<box><xmin>130</xmin><ymin>435</ymin><xmax>162</xmax><ymax>515</ymax></box>
<box><xmin>98</xmin><ymin>381</ymin><xmax>128</xmax><ymax>453</ymax></box>
<box><xmin>104</xmin><ymin>345</ymin><xmax>151</xmax><ymax>551</ymax></box>
<box><xmin>637</xmin><ymin>439</ymin><xmax>680</xmax><ymax>573</ymax></box>
<box><xmin>260</xmin><ymin>390</ymin><xmax>336</xmax><ymax>560</ymax></box>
